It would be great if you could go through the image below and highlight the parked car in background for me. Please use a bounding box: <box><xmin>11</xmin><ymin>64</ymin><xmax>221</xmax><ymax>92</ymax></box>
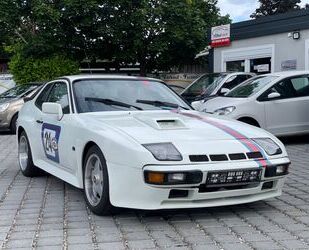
<box><xmin>0</xmin><ymin>74</ymin><xmax>16</xmax><ymax>94</ymax></box>
<box><xmin>168</xmin><ymin>84</ymin><xmax>185</xmax><ymax>94</ymax></box>
<box><xmin>194</xmin><ymin>71</ymin><xmax>309</xmax><ymax>137</ymax></box>
<box><xmin>181</xmin><ymin>72</ymin><xmax>255</xmax><ymax>103</ymax></box>
<box><xmin>0</xmin><ymin>83</ymin><xmax>42</xmax><ymax>133</ymax></box>
<box><xmin>17</xmin><ymin>75</ymin><xmax>290</xmax><ymax>215</ymax></box>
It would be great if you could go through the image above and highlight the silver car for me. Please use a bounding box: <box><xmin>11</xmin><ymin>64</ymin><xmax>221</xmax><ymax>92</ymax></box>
<box><xmin>0</xmin><ymin>84</ymin><xmax>41</xmax><ymax>133</ymax></box>
<box><xmin>181</xmin><ymin>72</ymin><xmax>255</xmax><ymax>103</ymax></box>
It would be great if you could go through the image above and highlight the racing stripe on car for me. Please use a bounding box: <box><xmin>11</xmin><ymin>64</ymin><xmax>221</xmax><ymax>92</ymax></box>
<box><xmin>173</xmin><ymin>111</ymin><xmax>270</xmax><ymax>167</ymax></box>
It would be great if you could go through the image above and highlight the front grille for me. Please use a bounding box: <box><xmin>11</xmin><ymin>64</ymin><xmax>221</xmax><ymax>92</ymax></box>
<box><xmin>247</xmin><ymin>152</ymin><xmax>263</xmax><ymax>159</ymax></box>
<box><xmin>209</xmin><ymin>154</ymin><xmax>229</xmax><ymax>161</ymax></box>
<box><xmin>189</xmin><ymin>151</ymin><xmax>264</xmax><ymax>163</ymax></box>
<box><xmin>189</xmin><ymin>155</ymin><xmax>209</xmax><ymax>162</ymax></box>
<box><xmin>229</xmin><ymin>153</ymin><xmax>246</xmax><ymax>160</ymax></box>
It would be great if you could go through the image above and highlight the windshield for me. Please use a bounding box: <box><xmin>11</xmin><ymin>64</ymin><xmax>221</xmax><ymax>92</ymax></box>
<box><xmin>0</xmin><ymin>84</ymin><xmax>38</xmax><ymax>99</ymax></box>
<box><xmin>202</xmin><ymin>74</ymin><xmax>228</xmax><ymax>96</ymax></box>
<box><xmin>226</xmin><ymin>76</ymin><xmax>278</xmax><ymax>98</ymax></box>
<box><xmin>182</xmin><ymin>73</ymin><xmax>224</xmax><ymax>97</ymax></box>
<box><xmin>73</xmin><ymin>79</ymin><xmax>191</xmax><ymax>113</ymax></box>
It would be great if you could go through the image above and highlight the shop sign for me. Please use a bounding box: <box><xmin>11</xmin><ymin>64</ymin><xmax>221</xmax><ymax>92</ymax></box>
<box><xmin>211</xmin><ymin>24</ymin><xmax>231</xmax><ymax>48</ymax></box>
<box><xmin>254</xmin><ymin>64</ymin><xmax>270</xmax><ymax>73</ymax></box>
<box><xmin>281</xmin><ymin>60</ymin><xmax>297</xmax><ymax>71</ymax></box>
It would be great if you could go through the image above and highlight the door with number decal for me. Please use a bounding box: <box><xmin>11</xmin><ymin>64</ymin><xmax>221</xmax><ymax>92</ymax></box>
<box><xmin>35</xmin><ymin>81</ymin><xmax>74</xmax><ymax>172</ymax></box>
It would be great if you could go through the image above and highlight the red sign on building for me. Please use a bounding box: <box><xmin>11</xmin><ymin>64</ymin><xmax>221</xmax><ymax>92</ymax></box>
<box><xmin>211</xmin><ymin>24</ymin><xmax>231</xmax><ymax>48</ymax></box>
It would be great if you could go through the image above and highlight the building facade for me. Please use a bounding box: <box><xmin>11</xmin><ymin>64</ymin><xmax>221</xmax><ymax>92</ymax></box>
<box><xmin>209</xmin><ymin>9</ymin><xmax>309</xmax><ymax>74</ymax></box>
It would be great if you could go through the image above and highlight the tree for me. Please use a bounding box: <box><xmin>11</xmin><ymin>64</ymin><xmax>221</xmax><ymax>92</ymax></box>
<box><xmin>251</xmin><ymin>0</ymin><xmax>301</xmax><ymax>18</ymax></box>
<box><xmin>102</xmin><ymin>0</ymin><xmax>230</xmax><ymax>75</ymax></box>
<box><xmin>0</xmin><ymin>0</ymin><xmax>229</xmax><ymax>76</ymax></box>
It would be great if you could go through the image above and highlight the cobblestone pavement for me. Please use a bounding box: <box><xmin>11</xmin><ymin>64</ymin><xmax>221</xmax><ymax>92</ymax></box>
<box><xmin>0</xmin><ymin>132</ymin><xmax>309</xmax><ymax>250</ymax></box>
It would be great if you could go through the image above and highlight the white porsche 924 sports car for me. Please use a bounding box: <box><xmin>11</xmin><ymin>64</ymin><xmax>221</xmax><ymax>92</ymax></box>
<box><xmin>17</xmin><ymin>75</ymin><xmax>290</xmax><ymax>215</ymax></box>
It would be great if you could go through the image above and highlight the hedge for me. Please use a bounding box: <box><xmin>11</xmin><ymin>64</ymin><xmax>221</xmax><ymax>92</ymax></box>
<box><xmin>9</xmin><ymin>54</ymin><xmax>79</xmax><ymax>84</ymax></box>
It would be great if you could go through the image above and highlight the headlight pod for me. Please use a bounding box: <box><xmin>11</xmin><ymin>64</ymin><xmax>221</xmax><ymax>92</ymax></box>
<box><xmin>252</xmin><ymin>138</ymin><xmax>282</xmax><ymax>156</ymax></box>
<box><xmin>0</xmin><ymin>103</ymin><xmax>9</xmax><ymax>113</ymax></box>
<box><xmin>213</xmin><ymin>106</ymin><xmax>235</xmax><ymax>116</ymax></box>
<box><xmin>143</xmin><ymin>143</ymin><xmax>183</xmax><ymax>161</ymax></box>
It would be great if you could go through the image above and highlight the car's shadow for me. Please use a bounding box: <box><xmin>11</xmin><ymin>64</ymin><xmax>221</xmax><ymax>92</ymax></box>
<box><xmin>279</xmin><ymin>134</ymin><xmax>309</xmax><ymax>145</ymax></box>
<box><xmin>0</xmin><ymin>130</ymin><xmax>12</xmax><ymax>136</ymax></box>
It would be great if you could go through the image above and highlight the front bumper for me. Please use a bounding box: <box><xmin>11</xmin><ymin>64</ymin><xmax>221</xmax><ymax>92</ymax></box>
<box><xmin>0</xmin><ymin>111</ymin><xmax>10</xmax><ymax>128</ymax></box>
<box><xmin>108</xmin><ymin>157</ymin><xmax>290</xmax><ymax>210</ymax></box>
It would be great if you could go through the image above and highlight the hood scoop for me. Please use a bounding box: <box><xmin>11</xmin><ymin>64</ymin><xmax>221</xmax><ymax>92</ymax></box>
<box><xmin>134</xmin><ymin>115</ymin><xmax>188</xmax><ymax>130</ymax></box>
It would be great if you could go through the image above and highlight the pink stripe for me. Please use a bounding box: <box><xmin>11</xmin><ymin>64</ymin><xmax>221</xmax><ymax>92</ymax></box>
<box><xmin>174</xmin><ymin>111</ymin><xmax>268</xmax><ymax>167</ymax></box>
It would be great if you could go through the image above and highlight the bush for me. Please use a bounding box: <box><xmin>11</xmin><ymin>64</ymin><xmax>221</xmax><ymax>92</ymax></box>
<box><xmin>9</xmin><ymin>54</ymin><xmax>79</xmax><ymax>84</ymax></box>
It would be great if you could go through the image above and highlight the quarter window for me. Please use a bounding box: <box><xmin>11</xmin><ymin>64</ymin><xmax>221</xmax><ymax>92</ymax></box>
<box><xmin>35</xmin><ymin>83</ymin><xmax>54</xmax><ymax>110</ymax></box>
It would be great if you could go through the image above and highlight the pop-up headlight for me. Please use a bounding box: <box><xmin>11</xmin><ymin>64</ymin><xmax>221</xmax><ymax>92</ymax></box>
<box><xmin>252</xmin><ymin>138</ymin><xmax>282</xmax><ymax>156</ymax></box>
<box><xmin>143</xmin><ymin>143</ymin><xmax>183</xmax><ymax>161</ymax></box>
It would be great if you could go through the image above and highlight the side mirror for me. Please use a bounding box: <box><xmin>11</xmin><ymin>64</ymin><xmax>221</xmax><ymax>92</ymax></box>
<box><xmin>267</xmin><ymin>92</ymin><xmax>281</xmax><ymax>100</ymax></box>
<box><xmin>42</xmin><ymin>102</ymin><xmax>63</xmax><ymax>121</ymax></box>
<box><xmin>220</xmin><ymin>88</ymin><xmax>230</xmax><ymax>95</ymax></box>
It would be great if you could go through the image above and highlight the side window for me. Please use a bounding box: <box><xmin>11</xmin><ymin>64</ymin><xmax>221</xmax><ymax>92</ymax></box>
<box><xmin>290</xmin><ymin>76</ymin><xmax>309</xmax><ymax>97</ymax></box>
<box><xmin>35</xmin><ymin>84</ymin><xmax>54</xmax><ymax>110</ymax></box>
<box><xmin>259</xmin><ymin>79</ymin><xmax>297</xmax><ymax>101</ymax></box>
<box><xmin>46</xmin><ymin>82</ymin><xmax>70</xmax><ymax>114</ymax></box>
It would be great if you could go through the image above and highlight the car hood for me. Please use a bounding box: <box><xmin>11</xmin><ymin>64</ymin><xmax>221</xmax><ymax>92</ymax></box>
<box><xmin>82</xmin><ymin>110</ymin><xmax>269</xmax><ymax>145</ymax></box>
<box><xmin>194</xmin><ymin>97</ymin><xmax>248</xmax><ymax>113</ymax></box>
<box><xmin>0</xmin><ymin>97</ymin><xmax>16</xmax><ymax>105</ymax></box>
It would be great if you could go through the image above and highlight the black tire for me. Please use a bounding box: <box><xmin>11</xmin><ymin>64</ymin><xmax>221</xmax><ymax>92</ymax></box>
<box><xmin>18</xmin><ymin>131</ymin><xmax>44</xmax><ymax>177</ymax></box>
<box><xmin>83</xmin><ymin>145</ymin><xmax>115</xmax><ymax>215</ymax></box>
<box><xmin>10</xmin><ymin>114</ymin><xmax>18</xmax><ymax>134</ymax></box>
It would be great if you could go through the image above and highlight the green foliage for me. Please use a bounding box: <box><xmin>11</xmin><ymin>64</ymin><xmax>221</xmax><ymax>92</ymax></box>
<box><xmin>0</xmin><ymin>0</ymin><xmax>230</xmax><ymax>75</ymax></box>
<box><xmin>251</xmin><ymin>0</ymin><xmax>301</xmax><ymax>18</ymax></box>
<box><xmin>9</xmin><ymin>54</ymin><xmax>79</xmax><ymax>84</ymax></box>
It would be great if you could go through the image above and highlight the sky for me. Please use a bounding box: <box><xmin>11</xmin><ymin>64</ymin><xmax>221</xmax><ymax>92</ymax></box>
<box><xmin>217</xmin><ymin>0</ymin><xmax>309</xmax><ymax>23</ymax></box>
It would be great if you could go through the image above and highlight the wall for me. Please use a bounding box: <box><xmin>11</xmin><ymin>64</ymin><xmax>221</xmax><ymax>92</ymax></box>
<box><xmin>213</xmin><ymin>29</ymin><xmax>309</xmax><ymax>73</ymax></box>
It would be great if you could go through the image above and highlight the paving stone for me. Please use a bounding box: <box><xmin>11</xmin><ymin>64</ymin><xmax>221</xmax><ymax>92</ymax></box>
<box><xmin>97</xmin><ymin>242</ymin><xmax>126</xmax><ymax>250</ymax></box>
<box><xmin>127</xmin><ymin>239</ymin><xmax>156</xmax><ymax>249</ymax></box>
<box><xmin>1</xmin><ymin>131</ymin><xmax>309</xmax><ymax>250</ymax></box>
<box><xmin>220</xmin><ymin>242</ymin><xmax>252</xmax><ymax>250</ymax></box>
<box><xmin>250</xmin><ymin>241</ymin><xmax>282</xmax><ymax>249</ymax></box>
<box><xmin>278</xmin><ymin>239</ymin><xmax>309</xmax><ymax>249</ymax></box>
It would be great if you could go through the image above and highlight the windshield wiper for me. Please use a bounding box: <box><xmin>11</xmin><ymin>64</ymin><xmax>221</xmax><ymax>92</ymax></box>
<box><xmin>85</xmin><ymin>97</ymin><xmax>143</xmax><ymax>110</ymax></box>
<box><xmin>136</xmin><ymin>99</ymin><xmax>189</xmax><ymax>110</ymax></box>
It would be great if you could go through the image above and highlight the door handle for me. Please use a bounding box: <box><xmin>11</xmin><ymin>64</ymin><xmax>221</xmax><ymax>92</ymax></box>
<box><xmin>36</xmin><ymin>120</ymin><xmax>43</xmax><ymax>124</ymax></box>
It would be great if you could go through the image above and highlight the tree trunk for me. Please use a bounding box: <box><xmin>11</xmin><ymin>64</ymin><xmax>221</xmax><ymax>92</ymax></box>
<box><xmin>139</xmin><ymin>58</ymin><xmax>147</xmax><ymax>76</ymax></box>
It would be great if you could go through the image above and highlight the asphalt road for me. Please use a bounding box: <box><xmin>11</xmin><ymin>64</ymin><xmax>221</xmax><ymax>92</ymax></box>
<box><xmin>0</xmin><ymin>131</ymin><xmax>309</xmax><ymax>250</ymax></box>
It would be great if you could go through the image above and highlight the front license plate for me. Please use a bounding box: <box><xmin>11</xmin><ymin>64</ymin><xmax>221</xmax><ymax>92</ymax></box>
<box><xmin>206</xmin><ymin>169</ymin><xmax>262</xmax><ymax>187</ymax></box>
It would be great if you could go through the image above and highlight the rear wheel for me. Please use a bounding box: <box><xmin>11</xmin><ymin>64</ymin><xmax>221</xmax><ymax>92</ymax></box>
<box><xmin>18</xmin><ymin>131</ymin><xmax>43</xmax><ymax>177</ymax></box>
<box><xmin>83</xmin><ymin>145</ymin><xmax>114</xmax><ymax>215</ymax></box>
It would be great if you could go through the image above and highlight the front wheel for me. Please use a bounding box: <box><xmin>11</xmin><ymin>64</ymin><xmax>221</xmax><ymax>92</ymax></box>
<box><xmin>10</xmin><ymin>114</ymin><xmax>18</xmax><ymax>134</ymax></box>
<box><xmin>83</xmin><ymin>145</ymin><xmax>115</xmax><ymax>215</ymax></box>
<box><xmin>18</xmin><ymin>131</ymin><xmax>44</xmax><ymax>177</ymax></box>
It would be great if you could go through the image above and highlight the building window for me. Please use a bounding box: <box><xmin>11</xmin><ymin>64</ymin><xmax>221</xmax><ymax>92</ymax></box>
<box><xmin>226</xmin><ymin>60</ymin><xmax>245</xmax><ymax>72</ymax></box>
<box><xmin>250</xmin><ymin>57</ymin><xmax>271</xmax><ymax>74</ymax></box>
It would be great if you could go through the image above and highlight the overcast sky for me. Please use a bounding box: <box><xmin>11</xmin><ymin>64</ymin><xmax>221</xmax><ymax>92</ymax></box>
<box><xmin>218</xmin><ymin>0</ymin><xmax>309</xmax><ymax>23</ymax></box>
